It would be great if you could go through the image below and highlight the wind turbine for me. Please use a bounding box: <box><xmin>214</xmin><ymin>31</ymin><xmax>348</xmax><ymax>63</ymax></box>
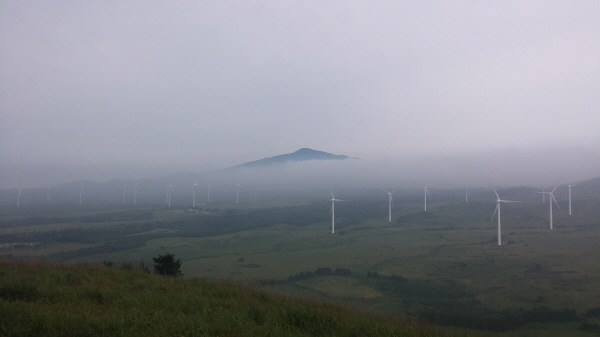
<box><xmin>330</xmin><ymin>190</ymin><xmax>345</xmax><ymax>233</ymax></box>
<box><xmin>236</xmin><ymin>183</ymin><xmax>242</xmax><ymax>204</ymax></box>
<box><xmin>568</xmin><ymin>182</ymin><xmax>577</xmax><ymax>216</ymax></box>
<box><xmin>491</xmin><ymin>186</ymin><xmax>520</xmax><ymax>246</ymax></box>
<box><xmin>382</xmin><ymin>189</ymin><xmax>396</xmax><ymax>222</ymax></box>
<box><xmin>541</xmin><ymin>186</ymin><xmax>546</xmax><ymax>203</ymax></box>
<box><xmin>17</xmin><ymin>184</ymin><xmax>22</xmax><ymax>208</ymax></box>
<box><xmin>79</xmin><ymin>186</ymin><xmax>83</xmax><ymax>205</ymax></box>
<box><xmin>133</xmin><ymin>183</ymin><xmax>137</xmax><ymax>206</ymax></box>
<box><xmin>167</xmin><ymin>185</ymin><xmax>174</xmax><ymax>207</ymax></box>
<box><xmin>207</xmin><ymin>184</ymin><xmax>211</xmax><ymax>203</ymax></box>
<box><xmin>465</xmin><ymin>187</ymin><xmax>468</xmax><ymax>203</ymax></box>
<box><xmin>539</xmin><ymin>178</ymin><xmax>562</xmax><ymax>229</ymax></box>
<box><xmin>47</xmin><ymin>187</ymin><xmax>50</xmax><ymax>204</ymax></box>
<box><xmin>423</xmin><ymin>185</ymin><xmax>431</xmax><ymax>211</ymax></box>
<box><xmin>122</xmin><ymin>184</ymin><xmax>126</xmax><ymax>203</ymax></box>
<box><xmin>192</xmin><ymin>181</ymin><xmax>197</xmax><ymax>207</ymax></box>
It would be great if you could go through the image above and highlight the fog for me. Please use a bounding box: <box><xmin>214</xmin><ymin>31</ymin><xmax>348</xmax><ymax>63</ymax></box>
<box><xmin>198</xmin><ymin>145</ymin><xmax>600</xmax><ymax>190</ymax></box>
<box><xmin>2</xmin><ymin>2</ymin><xmax>600</xmax><ymax>189</ymax></box>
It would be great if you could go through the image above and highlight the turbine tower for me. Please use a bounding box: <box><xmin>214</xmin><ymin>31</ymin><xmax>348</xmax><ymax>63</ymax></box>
<box><xmin>167</xmin><ymin>185</ymin><xmax>174</xmax><ymax>207</ymax></box>
<box><xmin>207</xmin><ymin>184</ymin><xmax>211</xmax><ymax>203</ymax></box>
<box><xmin>465</xmin><ymin>187</ymin><xmax>468</xmax><ymax>203</ymax></box>
<box><xmin>47</xmin><ymin>187</ymin><xmax>50</xmax><ymax>204</ymax></box>
<box><xmin>122</xmin><ymin>184</ymin><xmax>126</xmax><ymax>203</ymax></box>
<box><xmin>192</xmin><ymin>181</ymin><xmax>197</xmax><ymax>207</ymax></box>
<box><xmin>79</xmin><ymin>186</ymin><xmax>83</xmax><ymax>205</ymax></box>
<box><xmin>330</xmin><ymin>190</ymin><xmax>345</xmax><ymax>233</ymax></box>
<box><xmin>539</xmin><ymin>178</ymin><xmax>562</xmax><ymax>229</ymax></box>
<box><xmin>568</xmin><ymin>182</ymin><xmax>577</xmax><ymax>216</ymax></box>
<box><xmin>133</xmin><ymin>183</ymin><xmax>137</xmax><ymax>206</ymax></box>
<box><xmin>541</xmin><ymin>186</ymin><xmax>546</xmax><ymax>203</ymax></box>
<box><xmin>236</xmin><ymin>183</ymin><xmax>242</xmax><ymax>204</ymax></box>
<box><xmin>382</xmin><ymin>189</ymin><xmax>396</xmax><ymax>222</ymax></box>
<box><xmin>491</xmin><ymin>186</ymin><xmax>520</xmax><ymax>246</ymax></box>
<box><xmin>423</xmin><ymin>186</ymin><xmax>431</xmax><ymax>211</ymax></box>
<box><xmin>17</xmin><ymin>185</ymin><xmax>22</xmax><ymax>208</ymax></box>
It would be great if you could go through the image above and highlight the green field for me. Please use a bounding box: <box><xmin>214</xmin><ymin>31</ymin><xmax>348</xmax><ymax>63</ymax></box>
<box><xmin>2</xmin><ymin>186</ymin><xmax>600</xmax><ymax>336</ymax></box>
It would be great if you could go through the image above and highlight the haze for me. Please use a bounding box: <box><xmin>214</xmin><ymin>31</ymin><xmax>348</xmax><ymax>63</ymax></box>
<box><xmin>2</xmin><ymin>1</ymin><xmax>600</xmax><ymax>188</ymax></box>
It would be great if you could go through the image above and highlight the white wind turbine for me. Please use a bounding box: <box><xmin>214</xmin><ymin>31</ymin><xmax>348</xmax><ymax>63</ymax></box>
<box><xmin>491</xmin><ymin>186</ymin><xmax>520</xmax><ymax>246</ymax></box>
<box><xmin>207</xmin><ymin>184</ymin><xmax>211</xmax><ymax>203</ymax></box>
<box><xmin>423</xmin><ymin>185</ymin><xmax>431</xmax><ymax>211</ymax></box>
<box><xmin>17</xmin><ymin>185</ymin><xmax>22</xmax><ymax>208</ymax></box>
<box><xmin>192</xmin><ymin>181</ymin><xmax>197</xmax><ymax>207</ymax></box>
<box><xmin>133</xmin><ymin>183</ymin><xmax>137</xmax><ymax>206</ymax></box>
<box><xmin>236</xmin><ymin>183</ymin><xmax>242</xmax><ymax>204</ymax></box>
<box><xmin>330</xmin><ymin>190</ymin><xmax>345</xmax><ymax>233</ymax></box>
<box><xmin>465</xmin><ymin>187</ymin><xmax>468</xmax><ymax>203</ymax></box>
<box><xmin>539</xmin><ymin>178</ymin><xmax>562</xmax><ymax>229</ymax></box>
<box><xmin>79</xmin><ymin>186</ymin><xmax>83</xmax><ymax>205</ymax></box>
<box><xmin>541</xmin><ymin>186</ymin><xmax>546</xmax><ymax>203</ymax></box>
<box><xmin>167</xmin><ymin>185</ymin><xmax>174</xmax><ymax>207</ymax></box>
<box><xmin>122</xmin><ymin>184</ymin><xmax>126</xmax><ymax>203</ymax></box>
<box><xmin>568</xmin><ymin>182</ymin><xmax>577</xmax><ymax>216</ymax></box>
<box><xmin>382</xmin><ymin>189</ymin><xmax>396</xmax><ymax>222</ymax></box>
<box><xmin>47</xmin><ymin>187</ymin><xmax>50</xmax><ymax>204</ymax></box>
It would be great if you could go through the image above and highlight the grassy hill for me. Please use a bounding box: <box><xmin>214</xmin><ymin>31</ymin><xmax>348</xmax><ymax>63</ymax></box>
<box><xmin>0</xmin><ymin>260</ymin><xmax>474</xmax><ymax>337</ymax></box>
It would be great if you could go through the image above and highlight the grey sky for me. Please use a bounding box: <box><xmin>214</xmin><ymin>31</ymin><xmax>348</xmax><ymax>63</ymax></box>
<box><xmin>2</xmin><ymin>1</ymin><xmax>600</xmax><ymax>188</ymax></box>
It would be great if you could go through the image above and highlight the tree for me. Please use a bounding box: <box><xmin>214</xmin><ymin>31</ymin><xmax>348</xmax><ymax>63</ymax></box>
<box><xmin>315</xmin><ymin>267</ymin><xmax>332</xmax><ymax>276</ymax></box>
<box><xmin>152</xmin><ymin>253</ymin><xmax>183</xmax><ymax>277</ymax></box>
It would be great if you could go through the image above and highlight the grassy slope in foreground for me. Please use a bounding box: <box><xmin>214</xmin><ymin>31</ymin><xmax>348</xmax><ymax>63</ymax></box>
<box><xmin>0</xmin><ymin>260</ymin><xmax>475</xmax><ymax>337</ymax></box>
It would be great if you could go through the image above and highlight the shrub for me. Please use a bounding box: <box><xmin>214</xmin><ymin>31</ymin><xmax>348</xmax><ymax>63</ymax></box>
<box><xmin>315</xmin><ymin>267</ymin><xmax>333</xmax><ymax>276</ymax></box>
<box><xmin>586</xmin><ymin>307</ymin><xmax>600</xmax><ymax>317</ymax></box>
<box><xmin>152</xmin><ymin>253</ymin><xmax>183</xmax><ymax>277</ymax></box>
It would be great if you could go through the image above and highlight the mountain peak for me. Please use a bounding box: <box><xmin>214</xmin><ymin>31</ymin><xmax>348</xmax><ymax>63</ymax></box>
<box><xmin>227</xmin><ymin>148</ymin><xmax>354</xmax><ymax>170</ymax></box>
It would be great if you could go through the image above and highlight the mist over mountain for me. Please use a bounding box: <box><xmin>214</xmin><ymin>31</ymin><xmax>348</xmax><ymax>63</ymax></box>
<box><xmin>2</xmin><ymin>145</ymin><xmax>600</xmax><ymax>192</ymax></box>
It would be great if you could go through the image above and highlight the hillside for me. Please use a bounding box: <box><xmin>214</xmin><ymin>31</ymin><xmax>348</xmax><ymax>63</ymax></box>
<box><xmin>0</xmin><ymin>260</ymin><xmax>474</xmax><ymax>337</ymax></box>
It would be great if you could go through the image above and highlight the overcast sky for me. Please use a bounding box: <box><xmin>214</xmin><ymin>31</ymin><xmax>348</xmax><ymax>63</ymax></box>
<box><xmin>2</xmin><ymin>1</ymin><xmax>600</xmax><ymax>188</ymax></box>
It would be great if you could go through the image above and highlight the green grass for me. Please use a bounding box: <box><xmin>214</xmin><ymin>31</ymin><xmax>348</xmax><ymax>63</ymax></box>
<box><xmin>0</xmin><ymin>260</ymin><xmax>474</xmax><ymax>337</ymax></box>
<box><xmin>3</xmin><ymin>193</ymin><xmax>600</xmax><ymax>336</ymax></box>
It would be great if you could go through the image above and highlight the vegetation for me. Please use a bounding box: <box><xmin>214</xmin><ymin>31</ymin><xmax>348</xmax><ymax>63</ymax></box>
<box><xmin>152</xmin><ymin>253</ymin><xmax>182</xmax><ymax>276</ymax></box>
<box><xmin>0</xmin><ymin>260</ymin><xmax>472</xmax><ymax>337</ymax></box>
<box><xmin>2</xmin><ymin>185</ymin><xmax>600</xmax><ymax>336</ymax></box>
<box><xmin>270</xmin><ymin>268</ymin><xmax>584</xmax><ymax>332</ymax></box>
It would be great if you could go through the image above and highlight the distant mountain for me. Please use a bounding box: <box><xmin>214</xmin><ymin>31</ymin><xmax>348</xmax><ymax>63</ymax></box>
<box><xmin>225</xmin><ymin>148</ymin><xmax>356</xmax><ymax>170</ymax></box>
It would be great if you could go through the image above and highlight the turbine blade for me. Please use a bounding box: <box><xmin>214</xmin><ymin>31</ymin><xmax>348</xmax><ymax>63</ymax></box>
<box><xmin>491</xmin><ymin>204</ymin><xmax>498</xmax><ymax>222</ymax></box>
<box><xmin>492</xmin><ymin>186</ymin><xmax>500</xmax><ymax>200</ymax></box>
<box><xmin>552</xmin><ymin>194</ymin><xmax>562</xmax><ymax>211</ymax></box>
<box><xmin>330</xmin><ymin>189</ymin><xmax>335</xmax><ymax>199</ymax></box>
<box><xmin>551</xmin><ymin>177</ymin><xmax>562</xmax><ymax>193</ymax></box>
<box><xmin>391</xmin><ymin>189</ymin><xmax>396</xmax><ymax>194</ymax></box>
